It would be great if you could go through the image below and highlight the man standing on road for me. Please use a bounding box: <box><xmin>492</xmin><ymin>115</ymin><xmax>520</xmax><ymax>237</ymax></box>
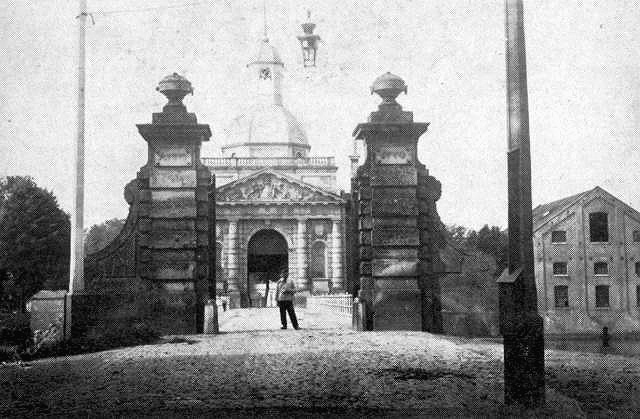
<box><xmin>276</xmin><ymin>272</ymin><xmax>299</xmax><ymax>330</ymax></box>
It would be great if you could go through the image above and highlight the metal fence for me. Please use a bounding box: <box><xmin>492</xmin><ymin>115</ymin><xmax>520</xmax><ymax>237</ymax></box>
<box><xmin>306</xmin><ymin>293</ymin><xmax>354</xmax><ymax>317</ymax></box>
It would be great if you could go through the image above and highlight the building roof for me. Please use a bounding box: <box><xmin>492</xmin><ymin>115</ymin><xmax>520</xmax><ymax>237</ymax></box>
<box><xmin>532</xmin><ymin>188</ymin><xmax>593</xmax><ymax>225</ymax></box>
<box><xmin>533</xmin><ymin>186</ymin><xmax>640</xmax><ymax>232</ymax></box>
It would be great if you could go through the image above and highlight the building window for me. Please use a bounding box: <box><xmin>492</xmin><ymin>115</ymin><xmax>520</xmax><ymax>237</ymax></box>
<box><xmin>310</xmin><ymin>241</ymin><xmax>327</xmax><ymax>278</ymax></box>
<box><xmin>589</xmin><ymin>212</ymin><xmax>609</xmax><ymax>242</ymax></box>
<box><xmin>636</xmin><ymin>262</ymin><xmax>640</xmax><ymax>277</ymax></box>
<box><xmin>553</xmin><ymin>262</ymin><xmax>568</xmax><ymax>276</ymax></box>
<box><xmin>595</xmin><ymin>285</ymin><xmax>610</xmax><ymax>308</ymax></box>
<box><xmin>594</xmin><ymin>262</ymin><xmax>609</xmax><ymax>275</ymax></box>
<box><xmin>551</xmin><ymin>230</ymin><xmax>567</xmax><ymax>243</ymax></box>
<box><xmin>637</xmin><ymin>285</ymin><xmax>640</xmax><ymax>307</ymax></box>
<box><xmin>554</xmin><ymin>286</ymin><xmax>569</xmax><ymax>308</ymax></box>
<box><xmin>633</xmin><ymin>230</ymin><xmax>640</xmax><ymax>242</ymax></box>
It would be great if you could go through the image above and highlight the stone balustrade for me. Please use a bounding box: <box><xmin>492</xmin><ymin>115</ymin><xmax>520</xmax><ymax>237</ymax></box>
<box><xmin>307</xmin><ymin>293</ymin><xmax>354</xmax><ymax>317</ymax></box>
<box><xmin>202</xmin><ymin>156</ymin><xmax>335</xmax><ymax>169</ymax></box>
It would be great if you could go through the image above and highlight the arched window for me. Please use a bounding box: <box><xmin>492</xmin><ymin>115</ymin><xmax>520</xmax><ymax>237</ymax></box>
<box><xmin>310</xmin><ymin>241</ymin><xmax>327</xmax><ymax>278</ymax></box>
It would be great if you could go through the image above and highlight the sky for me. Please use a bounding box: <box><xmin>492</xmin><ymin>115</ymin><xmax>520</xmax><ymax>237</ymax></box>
<box><xmin>1</xmin><ymin>0</ymin><xmax>639</xmax><ymax>229</ymax></box>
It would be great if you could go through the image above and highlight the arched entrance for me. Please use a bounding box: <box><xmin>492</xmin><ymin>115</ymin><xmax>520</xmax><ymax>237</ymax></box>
<box><xmin>247</xmin><ymin>229</ymin><xmax>288</xmax><ymax>308</ymax></box>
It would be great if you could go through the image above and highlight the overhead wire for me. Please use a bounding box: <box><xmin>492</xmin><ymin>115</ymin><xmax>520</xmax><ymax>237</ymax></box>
<box><xmin>91</xmin><ymin>1</ymin><xmax>214</xmax><ymax>16</ymax></box>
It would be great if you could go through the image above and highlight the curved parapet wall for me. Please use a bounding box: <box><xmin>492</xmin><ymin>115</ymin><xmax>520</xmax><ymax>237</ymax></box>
<box><xmin>84</xmin><ymin>180</ymin><xmax>140</xmax><ymax>284</ymax></box>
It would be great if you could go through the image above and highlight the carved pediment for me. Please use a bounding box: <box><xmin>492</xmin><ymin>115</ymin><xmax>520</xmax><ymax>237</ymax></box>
<box><xmin>217</xmin><ymin>171</ymin><xmax>341</xmax><ymax>203</ymax></box>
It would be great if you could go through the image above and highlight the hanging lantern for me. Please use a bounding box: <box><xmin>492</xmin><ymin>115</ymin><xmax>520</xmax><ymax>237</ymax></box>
<box><xmin>296</xmin><ymin>10</ymin><xmax>321</xmax><ymax>68</ymax></box>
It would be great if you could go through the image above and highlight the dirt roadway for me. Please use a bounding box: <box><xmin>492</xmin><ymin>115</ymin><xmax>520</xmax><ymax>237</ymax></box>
<box><xmin>1</xmin><ymin>308</ymin><xmax>638</xmax><ymax>418</ymax></box>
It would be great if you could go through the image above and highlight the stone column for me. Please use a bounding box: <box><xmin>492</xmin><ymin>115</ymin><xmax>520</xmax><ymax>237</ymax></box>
<box><xmin>226</xmin><ymin>220</ymin><xmax>241</xmax><ymax>307</ymax></box>
<box><xmin>331</xmin><ymin>219</ymin><xmax>345</xmax><ymax>292</ymax></box>
<box><xmin>352</xmin><ymin>73</ymin><xmax>433</xmax><ymax>331</ymax></box>
<box><xmin>296</xmin><ymin>219</ymin><xmax>309</xmax><ymax>291</ymax></box>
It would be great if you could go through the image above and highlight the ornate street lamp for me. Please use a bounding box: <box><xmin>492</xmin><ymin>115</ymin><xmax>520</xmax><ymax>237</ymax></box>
<box><xmin>296</xmin><ymin>10</ymin><xmax>321</xmax><ymax>67</ymax></box>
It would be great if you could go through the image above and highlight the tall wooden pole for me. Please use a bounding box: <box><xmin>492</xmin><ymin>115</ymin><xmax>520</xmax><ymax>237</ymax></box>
<box><xmin>499</xmin><ymin>0</ymin><xmax>545</xmax><ymax>407</ymax></box>
<box><xmin>69</xmin><ymin>0</ymin><xmax>87</xmax><ymax>294</ymax></box>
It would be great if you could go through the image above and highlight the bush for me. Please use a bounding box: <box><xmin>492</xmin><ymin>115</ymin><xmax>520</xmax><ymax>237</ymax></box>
<box><xmin>0</xmin><ymin>312</ymin><xmax>31</xmax><ymax>347</ymax></box>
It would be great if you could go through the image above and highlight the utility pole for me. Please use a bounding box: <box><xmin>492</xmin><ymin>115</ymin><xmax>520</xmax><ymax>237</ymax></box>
<box><xmin>69</xmin><ymin>0</ymin><xmax>87</xmax><ymax>295</ymax></box>
<box><xmin>499</xmin><ymin>0</ymin><xmax>545</xmax><ymax>407</ymax></box>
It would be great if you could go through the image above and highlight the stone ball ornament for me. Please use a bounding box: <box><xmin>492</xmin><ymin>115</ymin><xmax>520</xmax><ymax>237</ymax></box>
<box><xmin>370</xmin><ymin>72</ymin><xmax>408</xmax><ymax>105</ymax></box>
<box><xmin>156</xmin><ymin>72</ymin><xmax>194</xmax><ymax>107</ymax></box>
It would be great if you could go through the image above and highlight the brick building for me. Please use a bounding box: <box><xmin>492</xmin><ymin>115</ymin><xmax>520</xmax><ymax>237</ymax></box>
<box><xmin>533</xmin><ymin>186</ymin><xmax>640</xmax><ymax>334</ymax></box>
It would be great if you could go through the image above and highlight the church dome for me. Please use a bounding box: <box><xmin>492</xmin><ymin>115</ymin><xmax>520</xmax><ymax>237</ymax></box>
<box><xmin>221</xmin><ymin>38</ymin><xmax>310</xmax><ymax>158</ymax></box>
<box><xmin>223</xmin><ymin>103</ymin><xmax>309</xmax><ymax>152</ymax></box>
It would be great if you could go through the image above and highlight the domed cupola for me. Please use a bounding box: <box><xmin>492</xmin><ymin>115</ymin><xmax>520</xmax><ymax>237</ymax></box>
<box><xmin>221</xmin><ymin>38</ymin><xmax>310</xmax><ymax>158</ymax></box>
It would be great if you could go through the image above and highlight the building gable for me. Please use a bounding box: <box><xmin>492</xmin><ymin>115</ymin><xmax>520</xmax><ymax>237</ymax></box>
<box><xmin>216</xmin><ymin>168</ymin><xmax>343</xmax><ymax>204</ymax></box>
<box><xmin>534</xmin><ymin>186</ymin><xmax>640</xmax><ymax>234</ymax></box>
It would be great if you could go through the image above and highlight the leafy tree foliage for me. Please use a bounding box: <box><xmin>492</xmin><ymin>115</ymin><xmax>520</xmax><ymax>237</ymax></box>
<box><xmin>84</xmin><ymin>218</ymin><xmax>125</xmax><ymax>254</ymax></box>
<box><xmin>445</xmin><ymin>223</ymin><xmax>508</xmax><ymax>276</ymax></box>
<box><xmin>0</xmin><ymin>177</ymin><xmax>70</xmax><ymax>311</ymax></box>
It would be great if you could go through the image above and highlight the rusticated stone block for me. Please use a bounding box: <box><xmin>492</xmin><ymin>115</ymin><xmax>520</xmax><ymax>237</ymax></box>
<box><xmin>372</xmin><ymin>290</ymin><xmax>422</xmax><ymax>331</ymax></box>
<box><xmin>149</xmin><ymin>230</ymin><xmax>196</xmax><ymax>248</ymax></box>
<box><xmin>373</xmin><ymin>247</ymin><xmax>419</xmax><ymax>259</ymax></box>
<box><xmin>359</xmin><ymin>201</ymin><xmax>371</xmax><ymax>215</ymax></box>
<box><xmin>372</xmin><ymin>198</ymin><xmax>418</xmax><ymax>216</ymax></box>
<box><xmin>150</xmin><ymin>191</ymin><xmax>197</xmax><ymax>218</ymax></box>
<box><xmin>359</xmin><ymin>231</ymin><xmax>372</xmax><ymax>246</ymax></box>
<box><xmin>360</xmin><ymin>262</ymin><xmax>372</xmax><ymax>275</ymax></box>
<box><xmin>151</xmin><ymin>262</ymin><xmax>196</xmax><ymax>280</ymax></box>
<box><xmin>373</xmin><ymin>216</ymin><xmax>417</xmax><ymax>229</ymax></box>
<box><xmin>152</xmin><ymin>219</ymin><xmax>195</xmax><ymax>231</ymax></box>
<box><xmin>359</xmin><ymin>216</ymin><xmax>373</xmax><ymax>230</ymax></box>
<box><xmin>372</xmin><ymin>187</ymin><xmax>416</xmax><ymax>202</ymax></box>
<box><xmin>359</xmin><ymin>246</ymin><xmax>373</xmax><ymax>260</ymax></box>
<box><xmin>150</xmin><ymin>249</ymin><xmax>196</xmax><ymax>262</ymax></box>
<box><xmin>372</xmin><ymin>259</ymin><xmax>419</xmax><ymax>277</ymax></box>
<box><xmin>371</xmin><ymin>166</ymin><xmax>418</xmax><ymax>186</ymax></box>
<box><xmin>372</xmin><ymin>229</ymin><xmax>419</xmax><ymax>246</ymax></box>
<box><xmin>374</xmin><ymin>278</ymin><xmax>421</xmax><ymax>290</ymax></box>
<box><xmin>150</xmin><ymin>168</ymin><xmax>197</xmax><ymax>188</ymax></box>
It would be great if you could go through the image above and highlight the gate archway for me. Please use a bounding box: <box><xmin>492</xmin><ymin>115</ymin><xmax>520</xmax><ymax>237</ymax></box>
<box><xmin>247</xmin><ymin>229</ymin><xmax>288</xmax><ymax>307</ymax></box>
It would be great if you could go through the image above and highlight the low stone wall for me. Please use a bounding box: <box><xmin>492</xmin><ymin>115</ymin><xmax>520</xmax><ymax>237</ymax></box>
<box><xmin>307</xmin><ymin>294</ymin><xmax>353</xmax><ymax>317</ymax></box>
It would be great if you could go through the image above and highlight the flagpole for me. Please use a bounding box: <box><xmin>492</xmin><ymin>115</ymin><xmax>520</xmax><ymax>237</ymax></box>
<box><xmin>69</xmin><ymin>0</ymin><xmax>87</xmax><ymax>295</ymax></box>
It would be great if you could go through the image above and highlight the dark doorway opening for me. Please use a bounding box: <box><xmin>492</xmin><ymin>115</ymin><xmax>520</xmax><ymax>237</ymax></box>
<box><xmin>247</xmin><ymin>229</ymin><xmax>288</xmax><ymax>308</ymax></box>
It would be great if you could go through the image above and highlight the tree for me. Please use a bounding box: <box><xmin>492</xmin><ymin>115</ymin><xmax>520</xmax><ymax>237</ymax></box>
<box><xmin>444</xmin><ymin>223</ymin><xmax>508</xmax><ymax>277</ymax></box>
<box><xmin>473</xmin><ymin>225</ymin><xmax>508</xmax><ymax>276</ymax></box>
<box><xmin>84</xmin><ymin>218</ymin><xmax>125</xmax><ymax>254</ymax></box>
<box><xmin>0</xmin><ymin>176</ymin><xmax>70</xmax><ymax>312</ymax></box>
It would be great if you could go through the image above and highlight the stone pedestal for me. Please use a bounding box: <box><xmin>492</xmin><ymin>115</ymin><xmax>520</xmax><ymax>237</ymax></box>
<box><xmin>352</xmin><ymin>73</ymin><xmax>443</xmax><ymax>332</ymax></box>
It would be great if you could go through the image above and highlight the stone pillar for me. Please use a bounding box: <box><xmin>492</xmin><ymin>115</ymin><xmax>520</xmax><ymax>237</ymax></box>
<box><xmin>352</xmin><ymin>72</ymin><xmax>442</xmax><ymax>331</ymax></box>
<box><xmin>226</xmin><ymin>220</ymin><xmax>241</xmax><ymax>308</ymax></box>
<box><xmin>135</xmin><ymin>73</ymin><xmax>212</xmax><ymax>334</ymax></box>
<box><xmin>331</xmin><ymin>219</ymin><xmax>345</xmax><ymax>292</ymax></box>
<box><xmin>296</xmin><ymin>219</ymin><xmax>309</xmax><ymax>291</ymax></box>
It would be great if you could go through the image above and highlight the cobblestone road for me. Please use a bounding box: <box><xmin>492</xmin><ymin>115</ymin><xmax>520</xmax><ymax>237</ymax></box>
<box><xmin>1</xmin><ymin>308</ymin><xmax>637</xmax><ymax>417</ymax></box>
